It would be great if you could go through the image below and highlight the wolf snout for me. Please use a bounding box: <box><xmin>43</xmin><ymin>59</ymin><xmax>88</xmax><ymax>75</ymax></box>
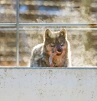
<box><xmin>57</xmin><ymin>48</ymin><xmax>62</xmax><ymax>52</ymax></box>
<box><xmin>56</xmin><ymin>48</ymin><xmax>62</xmax><ymax>55</ymax></box>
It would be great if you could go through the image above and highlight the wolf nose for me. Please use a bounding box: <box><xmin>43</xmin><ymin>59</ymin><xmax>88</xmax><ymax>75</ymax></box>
<box><xmin>56</xmin><ymin>47</ymin><xmax>62</xmax><ymax>55</ymax></box>
<box><xmin>57</xmin><ymin>45</ymin><xmax>62</xmax><ymax>52</ymax></box>
<box><xmin>57</xmin><ymin>48</ymin><xmax>62</xmax><ymax>52</ymax></box>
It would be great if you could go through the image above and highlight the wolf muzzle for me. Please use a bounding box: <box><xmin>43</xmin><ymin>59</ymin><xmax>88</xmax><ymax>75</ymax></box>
<box><xmin>56</xmin><ymin>45</ymin><xmax>63</xmax><ymax>55</ymax></box>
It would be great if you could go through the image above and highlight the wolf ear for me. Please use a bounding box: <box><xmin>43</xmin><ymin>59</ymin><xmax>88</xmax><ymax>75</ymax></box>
<box><xmin>45</xmin><ymin>29</ymin><xmax>51</xmax><ymax>39</ymax></box>
<box><xmin>59</xmin><ymin>29</ymin><xmax>66</xmax><ymax>37</ymax></box>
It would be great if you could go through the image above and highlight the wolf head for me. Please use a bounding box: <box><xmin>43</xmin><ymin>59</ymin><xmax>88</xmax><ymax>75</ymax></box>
<box><xmin>43</xmin><ymin>29</ymin><xmax>68</xmax><ymax>67</ymax></box>
<box><xmin>44</xmin><ymin>29</ymin><xmax>68</xmax><ymax>55</ymax></box>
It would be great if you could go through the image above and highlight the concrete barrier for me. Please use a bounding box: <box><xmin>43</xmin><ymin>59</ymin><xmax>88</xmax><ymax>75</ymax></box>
<box><xmin>0</xmin><ymin>68</ymin><xmax>97</xmax><ymax>101</ymax></box>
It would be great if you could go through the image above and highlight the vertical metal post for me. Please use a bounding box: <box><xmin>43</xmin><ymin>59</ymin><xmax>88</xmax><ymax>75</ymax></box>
<box><xmin>16</xmin><ymin>0</ymin><xmax>19</xmax><ymax>66</ymax></box>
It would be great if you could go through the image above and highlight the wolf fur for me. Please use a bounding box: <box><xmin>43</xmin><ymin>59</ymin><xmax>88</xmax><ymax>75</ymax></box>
<box><xmin>30</xmin><ymin>29</ymin><xmax>71</xmax><ymax>67</ymax></box>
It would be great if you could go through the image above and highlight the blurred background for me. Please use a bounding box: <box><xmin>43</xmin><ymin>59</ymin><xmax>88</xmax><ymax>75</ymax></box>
<box><xmin>0</xmin><ymin>0</ymin><xmax>97</xmax><ymax>67</ymax></box>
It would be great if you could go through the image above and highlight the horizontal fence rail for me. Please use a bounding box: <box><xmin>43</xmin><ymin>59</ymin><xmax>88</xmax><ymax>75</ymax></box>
<box><xmin>0</xmin><ymin>28</ymin><xmax>97</xmax><ymax>31</ymax></box>
<box><xmin>0</xmin><ymin>23</ymin><xmax>97</xmax><ymax>27</ymax></box>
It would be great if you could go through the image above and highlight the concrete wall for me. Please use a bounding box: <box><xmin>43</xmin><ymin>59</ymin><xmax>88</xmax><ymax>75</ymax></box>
<box><xmin>0</xmin><ymin>68</ymin><xmax>97</xmax><ymax>101</ymax></box>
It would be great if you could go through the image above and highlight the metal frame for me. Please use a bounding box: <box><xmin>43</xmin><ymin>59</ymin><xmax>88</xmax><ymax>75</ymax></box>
<box><xmin>16</xmin><ymin>0</ymin><xmax>19</xmax><ymax>66</ymax></box>
<box><xmin>0</xmin><ymin>0</ymin><xmax>97</xmax><ymax>67</ymax></box>
<box><xmin>0</xmin><ymin>23</ymin><xmax>97</xmax><ymax>27</ymax></box>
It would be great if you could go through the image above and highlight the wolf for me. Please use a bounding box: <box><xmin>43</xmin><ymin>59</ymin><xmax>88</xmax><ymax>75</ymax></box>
<box><xmin>30</xmin><ymin>29</ymin><xmax>71</xmax><ymax>67</ymax></box>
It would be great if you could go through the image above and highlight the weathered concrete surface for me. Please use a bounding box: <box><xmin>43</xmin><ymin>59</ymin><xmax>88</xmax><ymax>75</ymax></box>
<box><xmin>0</xmin><ymin>68</ymin><xmax>97</xmax><ymax>101</ymax></box>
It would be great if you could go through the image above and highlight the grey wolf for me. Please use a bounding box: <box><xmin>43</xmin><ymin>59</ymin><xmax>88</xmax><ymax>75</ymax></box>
<box><xmin>30</xmin><ymin>29</ymin><xmax>71</xmax><ymax>67</ymax></box>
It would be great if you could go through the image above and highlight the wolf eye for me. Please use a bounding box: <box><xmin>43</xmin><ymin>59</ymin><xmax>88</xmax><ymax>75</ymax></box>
<box><xmin>50</xmin><ymin>43</ymin><xmax>55</xmax><ymax>47</ymax></box>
